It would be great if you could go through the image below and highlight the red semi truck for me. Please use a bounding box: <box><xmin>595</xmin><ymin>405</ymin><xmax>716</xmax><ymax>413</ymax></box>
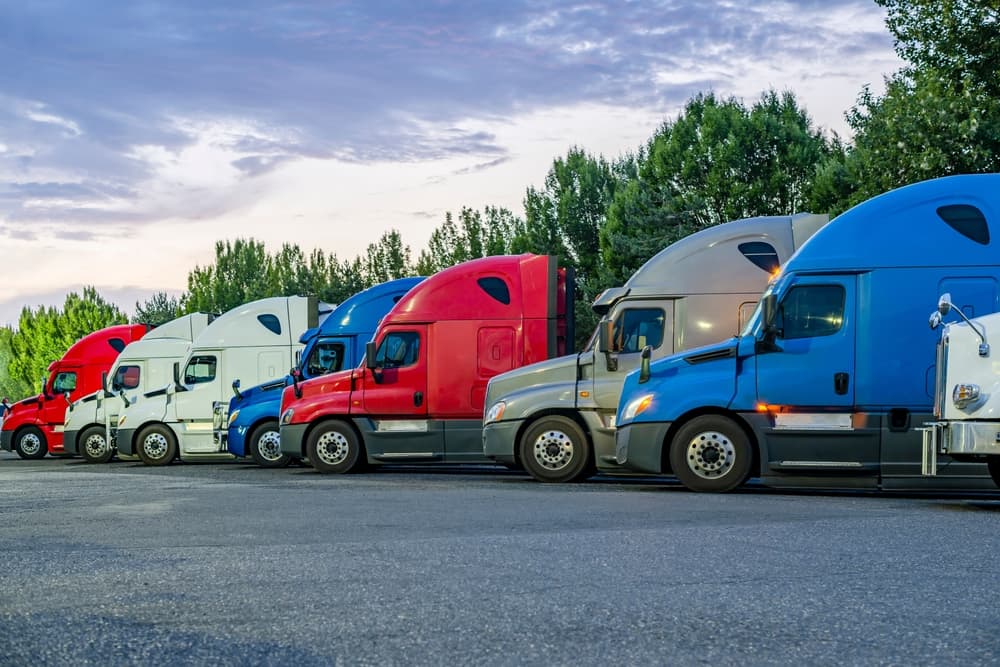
<box><xmin>278</xmin><ymin>254</ymin><xmax>572</xmax><ymax>472</ymax></box>
<box><xmin>1</xmin><ymin>323</ymin><xmax>150</xmax><ymax>458</ymax></box>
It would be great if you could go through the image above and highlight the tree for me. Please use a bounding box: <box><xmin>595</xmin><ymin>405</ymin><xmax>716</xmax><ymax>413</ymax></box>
<box><xmin>0</xmin><ymin>326</ymin><xmax>33</xmax><ymax>400</ymax></box>
<box><xmin>415</xmin><ymin>206</ymin><xmax>529</xmax><ymax>275</ymax></box>
<box><xmin>362</xmin><ymin>229</ymin><xmax>414</xmax><ymax>285</ymax></box>
<box><xmin>183</xmin><ymin>239</ymin><xmax>275</xmax><ymax>314</ymax></box>
<box><xmin>600</xmin><ymin>90</ymin><xmax>833</xmax><ymax>285</ymax></box>
<box><xmin>134</xmin><ymin>292</ymin><xmax>182</xmax><ymax>326</ymax></box>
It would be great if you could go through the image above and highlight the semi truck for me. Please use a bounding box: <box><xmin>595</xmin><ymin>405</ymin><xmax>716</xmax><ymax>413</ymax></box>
<box><xmin>116</xmin><ymin>296</ymin><xmax>328</xmax><ymax>465</ymax></box>
<box><xmin>615</xmin><ymin>174</ymin><xmax>1000</xmax><ymax>492</ymax></box>
<box><xmin>482</xmin><ymin>213</ymin><xmax>828</xmax><ymax>482</ymax></box>
<box><xmin>0</xmin><ymin>323</ymin><xmax>150</xmax><ymax>459</ymax></box>
<box><xmin>921</xmin><ymin>294</ymin><xmax>1000</xmax><ymax>485</ymax></box>
<box><xmin>278</xmin><ymin>254</ymin><xmax>572</xmax><ymax>473</ymax></box>
<box><xmin>62</xmin><ymin>313</ymin><xmax>213</xmax><ymax>463</ymax></box>
<box><xmin>223</xmin><ymin>277</ymin><xmax>423</xmax><ymax>467</ymax></box>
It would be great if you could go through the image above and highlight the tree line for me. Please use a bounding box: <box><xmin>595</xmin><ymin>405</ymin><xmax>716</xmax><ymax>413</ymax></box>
<box><xmin>1</xmin><ymin>0</ymin><xmax>995</xmax><ymax>399</ymax></box>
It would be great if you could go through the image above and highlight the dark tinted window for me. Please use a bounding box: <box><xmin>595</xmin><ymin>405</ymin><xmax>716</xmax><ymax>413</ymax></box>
<box><xmin>52</xmin><ymin>372</ymin><xmax>77</xmax><ymax>394</ymax></box>
<box><xmin>738</xmin><ymin>242</ymin><xmax>780</xmax><ymax>273</ymax></box>
<box><xmin>477</xmin><ymin>277</ymin><xmax>511</xmax><ymax>305</ymax></box>
<box><xmin>938</xmin><ymin>204</ymin><xmax>989</xmax><ymax>245</ymax></box>
<box><xmin>612</xmin><ymin>308</ymin><xmax>666</xmax><ymax>353</ymax></box>
<box><xmin>305</xmin><ymin>342</ymin><xmax>346</xmax><ymax>377</ymax></box>
<box><xmin>374</xmin><ymin>332</ymin><xmax>420</xmax><ymax>368</ymax></box>
<box><xmin>183</xmin><ymin>356</ymin><xmax>217</xmax><ymax>384</ymax></box>
<box><xmin>108</xmin><ymin>338</ymin><xmax>127</xmax><ymax>353</ymax></box>
<box><xmin>778</xmin><ymin>285</ymin><xmax>845</xmax><ymax>339</ymax></box>
<box><xmin>257</xmin><ymin>314</ymin><xmax>282</xmax><ymax>335</ymax></box>
<box><xmin>112</xmin><ymin>365</ymin><xmax>141</xmax><ymax>390</ymax></box>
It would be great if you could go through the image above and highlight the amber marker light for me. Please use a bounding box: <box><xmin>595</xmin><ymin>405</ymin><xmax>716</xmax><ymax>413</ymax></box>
<box><xmin>756</xmin><ymin>403</ymin><xmax>769</xmax><ymax>412</ymax></box>
<box><xmin>579</xmin><ymin>391</ymin><xmax>590</xmax><ymax>398</ymax></box>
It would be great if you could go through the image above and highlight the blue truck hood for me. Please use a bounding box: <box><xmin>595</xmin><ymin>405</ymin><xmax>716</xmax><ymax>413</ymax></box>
<box><xmin>229</xmin><ymin>376</ymin><xmax>291</xmax><ymax>413</ymax></box>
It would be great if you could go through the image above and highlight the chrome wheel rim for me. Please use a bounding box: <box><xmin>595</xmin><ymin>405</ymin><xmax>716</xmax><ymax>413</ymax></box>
<box><xmin>84</xmin><ymin>432</ymin><xmax>108</xmax><ymax>458</ymax></box>
<box><xmin>19</xmin><ymin>433</ymin><xmax>41</xmax><ymax>456</ymax></box>
<box><xmin>315</xmin><ymin>430</ymin><xmax>349</xmax><ymax>466</ymax></box>
<box><xmin>256</xmin><ymin>430</ymin><xmax>283</xmax><ymax>462</ymax></box>
<box><xmin>685</xmin><ymin>430</ymin><xmax>736</xmax><ymax>480</ymax></box>
<box><xmin>143</xmin><ymin>432</ymin><xmax>169</xmax><ymax>460</ymax></box>
<box><xmin>531</xmin><ymin>428</ymin><xmax>574</xmax><ymax>471</ymax></box>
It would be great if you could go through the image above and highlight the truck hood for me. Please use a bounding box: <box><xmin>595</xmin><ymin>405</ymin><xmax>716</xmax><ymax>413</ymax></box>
<box><xmin>230</xmin><ymin>376</ymin><xmax>291</xmax><ymax>412</ymax></box>
<box><xmin>486</xmin><ymin>353</ymin><xmax>580</xmax><ymax>404</ymax></box>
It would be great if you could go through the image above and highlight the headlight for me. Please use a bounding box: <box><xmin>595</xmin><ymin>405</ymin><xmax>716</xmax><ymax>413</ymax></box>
<box><xmin>117</xmin><ymin>415</ymin><xmax>127</xmax><ymax>427</ymax></box>
<box><xmin>485</xmin><ymin>401</ymin><xmax>506</xmax><ymax>424</ymax></box>
<box><xmin>228</xmin><ymin>409</ymin><xmax>241</xmax><ymax>426</ymax></box>
<box><xmin>621</xmin><ymin>394</ymin><xmax>654</xmax><ymax>422</ymax></box>
<box><xmin>953</xmin><ymin>383</ymin><xmax>981</xmax><ymax>409</ymax></box>
<box><xmin>280</xmin><ymin>408</ymin><xmax>294</xmax><ymax>425</ymax></box>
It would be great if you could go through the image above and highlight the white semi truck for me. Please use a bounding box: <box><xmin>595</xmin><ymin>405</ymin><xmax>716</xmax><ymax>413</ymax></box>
<box><xmin>116</xmin><ymin>296</ymin><xmax>328</xmax><ymax>465</ymax></box>
<box><xmin>923</xmin><ymin>293</ymin><xmax>1000</xmax><ymax>486</ymax></box>
<box><xmin>63</xmin><ymin>313</ymin><xmax>213</xmax><ymax>463</ymax></box>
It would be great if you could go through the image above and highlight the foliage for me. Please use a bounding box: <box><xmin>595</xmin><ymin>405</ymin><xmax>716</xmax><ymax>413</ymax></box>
<box><xmin>415</xmin><ymin>206</ymin><xmax>528</xmax><ymax>275</ymax></box>
<box><xmin>134</xmin><ymin>292</ymin><xmax>182</xmax><ymax>326</ymax></box>
<box><xmin>0</xmin><ymin>327</ymin><xmax>33</xmax><ymax>400</ymax></box>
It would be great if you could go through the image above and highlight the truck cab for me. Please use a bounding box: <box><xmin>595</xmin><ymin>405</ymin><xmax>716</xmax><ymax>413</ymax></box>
<box><xmin>279</xmin><ymin>254</ymin><xmax>572</xmax><ymax>473</ymax></box>
<box><xmin>0</xmin><ymin>323</ymin><xmax>150</xmax><ymax>459</ymax></box>
<box><xmin>224</xmin><ymin>277</ymin><xmax>423</xmax><ymax>467</ymax></box>
<box><xmin>482</xmin><ymin>213</ymin><xmax>828</xmax><ymax>482</ymax></box>
<box><xmin>116</xmin><ymin>296</ymin><xmax>328</xmax><ymax>465</ymax></box>
<box><xmin>62</xmin><ymin>313</ymin><xmax>213</xmax><ymax>463</ymax></box>
<box><xmin>615</xmin><ymin>174</ymin><xmax>1000</xmax><ymax>492</ymax></box>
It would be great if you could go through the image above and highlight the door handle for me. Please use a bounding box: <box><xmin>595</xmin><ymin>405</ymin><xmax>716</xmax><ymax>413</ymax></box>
<box><xmin>414</xmin><ymin>391</ymin><xmax>423</xmax><ymax>407</ymax></box>
<box><xmin>834</xmin><ymin>372</ymin><xmax>849</xmax><ymax>395</ymax></box>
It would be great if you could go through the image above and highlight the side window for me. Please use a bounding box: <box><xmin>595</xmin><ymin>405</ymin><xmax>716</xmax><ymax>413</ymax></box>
<box><xmin>52</xmin><ymin>372</ymin><xmax>77</xmax><ymax>394</ymax></box>
<box><xmin>183</xmin><ymin>355</ymin><xmax>217</xmax><ymax>384</ymax></box>
<box><xmin>305</xmin><ymin>342</ymin><xmax>346</xmax><ymax>376</ymax></box>
<box><xmin>778</xmin><ymin>285</ymin><xmax>845</xmax><ymax>339</ymax></box>
<box><xmin>738</xmin><ymin>242</ymin><xmax>780</xmax><ymax>273</ymax></box>
<box><xmin>374</xmin><ymin>332</ymin><xmax>420</xmax><ymax>369</ymax></box>
<box><xmin>112</xmin><ymin>365</ymin><xmax>141</xmax><ymax>390</ymax></box>
<box><xmin>477</xmin><ymin>277</ymin><xmax>511</xmax><ymax>305</ymax></box>
<box><xmin>257</xmin><ymin>314</ymin><xmax>282</xmax><ymax>335</ymax></box>
<box><xmin>612</xmin><ymin>308</ymin><xmax>665</xmax><ymax>353</ymax></box>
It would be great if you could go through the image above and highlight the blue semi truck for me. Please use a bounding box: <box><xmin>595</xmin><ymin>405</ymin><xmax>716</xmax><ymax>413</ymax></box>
<box><xmin>221</xmin><ymin>277</ymin><xmax>423</xmax><ymax>467</ymax></box>
<box><xmin>614</xmin><ymin>174</ymin><xmax>1000</xmax><ymax>493</ymax></box>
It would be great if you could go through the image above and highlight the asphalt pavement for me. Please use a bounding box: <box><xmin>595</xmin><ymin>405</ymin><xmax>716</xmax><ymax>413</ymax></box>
<box><xmin>2</xmin><ymin>452</ymin><xmax>1000</xmax><ymax>665</ymax></box>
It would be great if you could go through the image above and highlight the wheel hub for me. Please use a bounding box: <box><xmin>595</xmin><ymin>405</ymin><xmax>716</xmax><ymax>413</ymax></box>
<box><xmin>685</xmin><ymin>430</ymin><xmax>736</xmax><ymax>480</ymax></box>
<box><xmin>532</xmin><ymin>429</ymin><xmax>574</xmax><ymax>471</ymax></box>
<box><xmin>143</xmin><ymin>433</ymin><xmax>169</xmax><ymax>460</ymax></box>
<box><xmin>20</xmin><ymin>433</ymin><xmax>41</xmax><ymax>456</ymax></box>
<box><xmin>315</xmin><ymin>431</ymin><xmax>349</xmax><ymax>466</ymax></box>
<box><xmin>84</xmin><ymin>433</ymin><xmax>107</xmax><ymax>458</ymax></box>
<box><xmin>256</xmin><ymin>430</ymin><xmax>282</xmax><ymax>461</ymax></box>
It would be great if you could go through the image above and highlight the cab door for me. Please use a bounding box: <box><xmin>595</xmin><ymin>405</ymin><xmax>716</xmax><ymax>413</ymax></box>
<box><xmin>173</xmin><ymin>352</ymin><xmax>221</xmax><ymax>452</ymax></box>
<box><xmin>361</xmin><ymin>326</ymin><xmax>435</xmax><ymax>458</ymax></box>
<box><xmin>755</xmin><ymin>275</ymin><xmax>878</xmax><ymax>475</ymax></box>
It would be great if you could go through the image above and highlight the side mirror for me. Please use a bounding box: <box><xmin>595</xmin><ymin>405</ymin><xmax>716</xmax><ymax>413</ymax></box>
<box><xmin>119</xmin><ymin>389</ymin><xmax>131</xmax><ymax>408</ymax></box>
<box><xmin>291</xmin><ymin>367</ymin><xmax>302</xmax><ymax>399</ymax></box>
<box><xmin>929</xmin><ymin>311</ymin><xmax>943</xmax><ymax>330</ymax></box>
<box><xmin>938</xmin><ymin>293</ymin><xmax>953</xmax><ymax>316</ymax></box>
<box><xmin>638</xmin><ymin>345</ymin><xmax>652</xmax><ymax>384</ymax></box>
<box><xmin>41</xmin><ymin>377</ymin><xmax>52</xmax><ymax>401</ymax></box>
<box><xmin>231</xmin><ymin>379</ymin><xmax>242</xmax><ymax>400</ymax></box>
<box><xmin>101</xmin><ymin>371</ymin><xmax>108</xmax><ymax>391</ymax></box>
<box><xmin>597</xmin><ymin>319</ymin><xmax>613</xmax><ymax>354</ymax></box>
<box><xmin>365</xmin><ymin>341</ymin><xmax>377</xmax><ymax>370</ymax></box>
<box><xmin>172</xmin><ymin>362</ymin><xmax>181</xmax><ymax>388</ymax></box>
<box><xmin>762</xmin><ymin>294</ymin><xmax>778</xmax><ymax>332</ymax></box>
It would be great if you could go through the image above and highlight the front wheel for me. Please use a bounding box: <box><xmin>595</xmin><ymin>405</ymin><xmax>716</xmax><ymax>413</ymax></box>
<box><xmin>14</xmin><ymin>426</ymin><xmax>48</xmax><ymax>459</ymax></box>
<box><xmin>135</xmin><ymin>424</ymin><xmax>178</xmax><ymax>466</ymax></box>
<box><xmin>669</xmin><ymin>415</ymin><xmax>752</xmax><ymax>493</ymax></box>
<box><xmin>248</xmin><ymin>421</ymin><xmax>290</xmax><ymax>468</ymax></box>
<box><xmin>519</xmin><ymin>416</ymin><xmax>593</xmax><ymax>483</ymax></box>
<box><xmin>987</xmin><ymin>457</ymin><xmax>1000</xmax><ymax>488</ymax></box>
<box><xmin>306</xmin><ymin>421</ymin><xmax>364</xmax><ymax>474</ymax></box>
<box><xmin>80</xmin><ymin>425</ymin><xmax>114</xmax><ymax>464</ymax></box>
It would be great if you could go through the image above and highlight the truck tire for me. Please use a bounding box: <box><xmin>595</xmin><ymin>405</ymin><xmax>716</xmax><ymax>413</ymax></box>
<box><xmin>669</xmin><ymin>415</ymin><xmax>752</xmax><ymax>493</ymax></box>
<box><xmin>135</xmin><ymin>424</ymin><xmax>178</xmax><ymax>466</ymax></box>
<box><xmin>80</xmin><ymin>425</ymin><xmax>114</xmax><ymax>464</ymax></box>
<box><xmin>14</xmin><ymin>426</ymin><xmax>47</xmax><ymax>460</ymax></box>
<box><xmin>306</xmin><ymin>421</ymin><xmax>364</xmax><ymax>474</ymax></box>
<box><xmin>248</xmin><ymin>421</ymin><xmax>290</xmax><ymax>468</ymax></box>
<box><xmin>519</xmin><ymin>416</ymin><xmax>594</xmax><ymax>483</ymax></box>
<box><xmin>987</xmin><ymin>457</ymin><xmax>1000</xmax><ymax>488</ymax></box>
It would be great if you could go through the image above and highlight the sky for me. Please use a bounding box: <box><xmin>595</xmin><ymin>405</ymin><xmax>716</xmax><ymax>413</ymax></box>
<box><xmin>0</xmin><ymin>0</ymin><xmax>903</xmax><ymax>326</ymax></box>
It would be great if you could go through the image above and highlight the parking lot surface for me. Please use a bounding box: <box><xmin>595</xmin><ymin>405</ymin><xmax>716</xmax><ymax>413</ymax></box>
<box><xmin>2</xmin><ymin>452</ymin><xmax>1000</xmax><ymax>665</ymax></box>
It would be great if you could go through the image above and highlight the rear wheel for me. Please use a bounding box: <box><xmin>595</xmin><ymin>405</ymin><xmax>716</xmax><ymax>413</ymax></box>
<box><xmin>987</xmin><ymin>457</ymin><xmax>1000</xmax><ymax>488</ymax></box>
<box><xmin>80</xmin><ymin>425</ymin><xmax>114</xmax><ymax>464</ymax></box>
<box><xmin>519</xmin><ymin>416</ymin><xmax>593</xmax><ymax>483</ymax></box>
<box><xmin>669</xmin><ymin>415</ymin><xmax>752</xmax><ymax>493</ymax></box>
<box><xmin>135</xmin><ymin>424</ymin><xmax>178</xmax><ymax>466</ymax></box>
<box><xmin>306</xmin><ymin>421</ymin><xmax>363</xmax><ymax>474</ymax></box>
<box><xmin>14</xmin><ymin>426</ymin><xmax>47</xmax><ymax>460</ymax></box>
<box><xmin>248</xmin><ymin>421</ymin><xmax>290</xmax><ymax>468</ymax></box>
